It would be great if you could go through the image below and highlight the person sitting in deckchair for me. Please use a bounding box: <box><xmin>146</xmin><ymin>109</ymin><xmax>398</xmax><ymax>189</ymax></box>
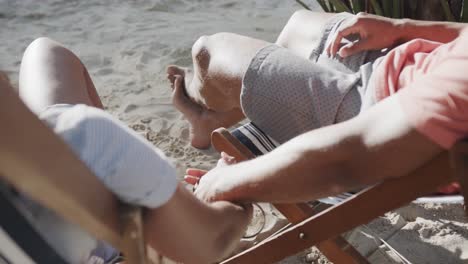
<box><xmin>5</xmin><ymin>37</ymin><xmax>252</xmax><ymax>264</ymax></box>
<box><xmin>165</xmin><ymin>11</ymin><xmax>466</xmax><ymax>201</ymax></box>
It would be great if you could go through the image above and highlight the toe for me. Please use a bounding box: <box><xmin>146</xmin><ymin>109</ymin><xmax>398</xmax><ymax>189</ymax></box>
<box><xmin>172</xmin><ymin>75</ymin><xmax>202</xmax><ymax>115</ymax></box>
<box><xmin>167</xmin><ymin>73</ymin><xmax>176</xmax><ymax>88</ymax></box>
<box><xmin>167</xmin><ymin>65</ymin><xmax>186</xmax><ymax>77</ymax></box>
<box><xmin>173</xmin><ymin>75</ymin><xmax>186</xmax><ymax>98</ymax></box>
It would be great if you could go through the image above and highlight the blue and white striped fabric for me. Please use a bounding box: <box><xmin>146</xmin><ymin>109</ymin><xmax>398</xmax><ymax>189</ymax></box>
<box><xmin>231</xmin><ymin>123</ymin><xmax>278</xmax><ymax>156</ymax></box>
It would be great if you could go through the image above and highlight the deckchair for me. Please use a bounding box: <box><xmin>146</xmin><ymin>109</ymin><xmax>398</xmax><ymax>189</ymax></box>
<box><xmin>211</xmin><ymin>123</ymin><xmax>468</xmax><ymax>264</ymax></box>
<box><xmin>0</xmin><ymin>85</ymin><xmax>149</xmax><ymax>263</ymax></box>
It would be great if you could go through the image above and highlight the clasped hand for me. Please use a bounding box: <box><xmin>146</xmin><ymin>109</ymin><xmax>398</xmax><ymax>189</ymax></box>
<box><xmin>185</xmin><ymin>152</ymin><xmax>238</xmax><ymax>203</ymax></box>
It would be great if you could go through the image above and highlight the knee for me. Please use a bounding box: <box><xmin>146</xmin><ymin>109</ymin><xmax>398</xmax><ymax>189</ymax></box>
<box><xmin>25</xmin><ymin>37</ymin><xmax>59</xmax><ymax>57</ymax></box>
<box><xmin>191</xmin><ymin>35</ymin><xmax>211</xmax><ymax>77</ymax></box>
<box><xmin>289</xmin><ymin>9</ymin><xmax>311</xmax><ymax>22</ymax></box>
<box><xmin>23</xmin><ymin>37</ymin><xmax>80</xmax><ymax>66</ymax></box>
<box><xmin>277</xmin><ymin>10</ymin><xmax>309</xmax><ymax>47</ymax></box>
<box><xmin>288</xmin><ymin>10</ymin><xmax>317</xmax><ymax>26</ymax></box>
<box><xmin>27</xmin><ymin>37</ymin><xmax>56</xmax><ymax>49</ymax></box>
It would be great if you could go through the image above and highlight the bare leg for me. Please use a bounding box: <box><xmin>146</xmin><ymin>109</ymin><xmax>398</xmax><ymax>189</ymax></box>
<box><xmin>167</xmin><ymin>65</ymin><xmax>247</xmax><ymax>149</ymax></box>
<box><xmin>168</xmin><ymin>11</ymin><xmax>336</xmax><ymax>149</ymax></box>
<box><xmin>167</xmin><ymin>33</ymin><xmax>268</xmax><ymax>149</ymax></box>
<box><xmin>19</xmin><ymin>37</ymin><xmax>102</xmax><ymax>113</ymax></box>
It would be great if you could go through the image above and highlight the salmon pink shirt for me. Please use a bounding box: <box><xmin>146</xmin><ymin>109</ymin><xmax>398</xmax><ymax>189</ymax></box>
<box><xmin>372</xmin><ymin>28</ymin><xmax>468</xmax><ymax>149</ymax></box>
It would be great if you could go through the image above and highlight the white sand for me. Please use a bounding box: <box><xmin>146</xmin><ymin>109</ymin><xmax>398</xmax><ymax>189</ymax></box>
<box><xmin>1</xmin><ymin>0</ymin><xmax>467</xmax><ymax>263</ymax></box>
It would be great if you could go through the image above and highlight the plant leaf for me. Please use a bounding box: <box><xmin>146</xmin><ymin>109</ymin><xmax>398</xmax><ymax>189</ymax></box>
<box><xmin>462</xmin><ymin>0</ymin><xmax>468</xmax><ymax>22</ymax></box>
<box><xmin>315</xmin><ymin>0</ymin><xmax>331</xmax><ymax>12</ymax></box>
<box><xmin>369</xmin><ymin>0</ymin><xmax>383</xmax><ymax>15</ymax></box>
<box><xmin>351</xmin><ymin>0</ymin><xmax>364</xmax><ymax>13</ymax></box>
<box><xmin>295</xmin><ymin>0</ymin><xmax>312</xmax><ymax>10</ymax></box>
<box><xmin>328</xmin><ymin>0</ymin><xmax>352</xmax><ymax>12</ymax></box>
<box><xmin>440</xmin><ymin>0</ymin><xmax>456</xmax><ymax>21</ymax></box>
<box><xmin>382</xmin><ymin>0</ymin><xmax>392</xmax><ymax>17</ymax></box>
<box><xmin>392</xmin><ymin>0</ymin><xmax>401</xmax><ymax>18</ymax></box>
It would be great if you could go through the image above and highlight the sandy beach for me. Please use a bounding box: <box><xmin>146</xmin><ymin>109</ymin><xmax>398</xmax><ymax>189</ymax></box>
<box><xmin>1</xmin><ymin>0</ymin><xmax>467</xmax><ymax>263</ymax></box>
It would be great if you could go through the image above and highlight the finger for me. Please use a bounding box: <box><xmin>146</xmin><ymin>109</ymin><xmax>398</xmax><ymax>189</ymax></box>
<box><xmin>221</xmin><ymin>152</ymin><xmax>237</xmax><ymax>164</ymax></box>
<box><xmin>167</xmin><ymin>77</ymin><xmax>176</xmax><ymax>91</ymax></box>
<box><xmin>186</xmin><ymin>168</ymin><xmax>207</xmax><ymax>177</ymax></box>
<box><xmin>338</xmin><ymin>39</ymin><xmax>370</xmax><ymax>58</ymax></box>
<box><xmin>167</xmin><ymin>73</ymin><xmax>176</xmax><ymax>84</ymax></box>
<box><xmin>173</xmin><ymin>75</ymin><xmax>184</xmax><ymax>94</ymax></box>
<box><xmin>326</xmin><ymin>31</ymin><xmax>340</xmax><ymax>57</ymax></box>
<box><xmin>184</xmin><ymin>175</ymin><xmax>200</xmax><ymax>185</ymax></box>
<box><xmin>329</xmin><ymin>26</ymin><xmax>359</xmax><ymax>57</ymax></box>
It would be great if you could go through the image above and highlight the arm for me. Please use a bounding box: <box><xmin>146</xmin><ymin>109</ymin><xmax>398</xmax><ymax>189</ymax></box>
<box><xmin>144</xmin><ymin>184</ymin><xmax>251</xmax><ymax>264</ymax></box>
<box><xmin>397</xmin><ymin>17</ymin><xmax>465</xmax><ymax>44</ymax></box>
<box><xmin>194</xmin><ymin>95</ymin><xmax>443</xmax><ymax>204</ymax></box>
<box><xmin>328</xmin><ymin>12</ymin><xmax>467</xmax><ymax>58</ymax></box>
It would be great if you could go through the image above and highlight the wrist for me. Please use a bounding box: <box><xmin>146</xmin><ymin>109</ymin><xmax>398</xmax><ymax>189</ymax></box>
<box><xmin>394</xmin><ymin>18</ymin><xmax>416</xmax><ymax>44</ymax></box>
<box><xmin>213</xmin><ymin>164</ymin><xmax>253</xmax><ymax>203</ymax></box>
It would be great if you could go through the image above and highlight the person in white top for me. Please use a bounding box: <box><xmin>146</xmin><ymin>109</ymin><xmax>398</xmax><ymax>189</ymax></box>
<box><xmin>11</xmin><ymin>37</ymin><xmax>252</xmax><ymax>264</ymax></box>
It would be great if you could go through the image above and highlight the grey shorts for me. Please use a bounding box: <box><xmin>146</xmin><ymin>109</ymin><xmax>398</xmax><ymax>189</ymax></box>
<box><xmin>240</xmin><ymin>12</ymin><xmax>386</xmax><ymax>144</ymax></box>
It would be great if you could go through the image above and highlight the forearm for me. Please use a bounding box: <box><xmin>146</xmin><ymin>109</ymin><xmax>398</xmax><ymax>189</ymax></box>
<box><xmin>396</xmin><ymin>18</ymin><xmax>466</xmax><ymax>44</ymax></box>
<box><xmin>211</xmin><ymin>96</ymin><xmax>442</xmax><ymax>204</ymax></box>
<box><xmin>216</xmin><ymin>123</ymin><xmax>361</xmax><ymax>204</ymax></box>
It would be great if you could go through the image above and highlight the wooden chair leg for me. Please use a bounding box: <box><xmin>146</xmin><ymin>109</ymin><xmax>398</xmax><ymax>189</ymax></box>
<box><xmin>212</xmin><ymin>128</ymin><xmax>368</xmax><ymax>264</ymax></box>
<box><xmin>451</xmin><ymin>139</ymin><xmax>468</xmax><ymax>216</ymax></box>
<box><xmin>319</xmin><ymin>237</ymin><xmax>369</xmax><ymax>264</ymax></box>
<box><xmin>220</xmin><ymin>152</ymin><xmax>453</xmax><ymax>264</ymax></box>
<box><xmin>121</xmin><ymin>205</ymin><xmax>148</xmax><ymax>264</ymax></box>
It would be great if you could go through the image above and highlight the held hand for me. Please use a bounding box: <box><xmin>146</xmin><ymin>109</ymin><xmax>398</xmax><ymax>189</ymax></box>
<box><xmin>184</xmin><ymin>152</ymin><xmax>236</xmax><ymax>185</ymax></box>
<box><xmin>192</xmin><ymin>167</ymin><xmax>226</xmax><ymax>202</ymax></box>
<box><xmin>187</xmin><ymin>167</ymin><xmax>235</xmax><ymax>202</ymax></box>
<box><xmin>327</xmin><ymin>12</ymin><xmax>403</xmax><ymax>58</ymax></box>
<box><xmin>184</xmin><ymin>152</ymin><xmax>238</xmax><ymax>202</ymax></box>
<box><xmin>184</xmin><ymin>168</ymin><xmax>207</xmax><ymax>185</ymax></box>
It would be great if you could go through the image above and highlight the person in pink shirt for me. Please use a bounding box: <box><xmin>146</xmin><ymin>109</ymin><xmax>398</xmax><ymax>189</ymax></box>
<box><xmin>167</xmin><ymin>10</ymin><xmax>466</xmax><ymax>202</ymax></box>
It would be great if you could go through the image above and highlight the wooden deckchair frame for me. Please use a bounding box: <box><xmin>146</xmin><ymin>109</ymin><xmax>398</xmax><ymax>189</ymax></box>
<box><xmin>0</xmin><ymin>86</ymin><xmax>148</xmax><ymax>263</ymax></box>
<box><xmin>212</xmin><ymin>127</ymin><xmax>468</xmax><ymax>264</ymax></box>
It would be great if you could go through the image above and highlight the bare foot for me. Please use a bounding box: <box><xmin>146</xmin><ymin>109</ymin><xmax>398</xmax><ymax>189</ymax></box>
<box><xmin>167</xmin><ymin>65</ymin><xmax>227</xmax><ymax>149</ymax></box>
